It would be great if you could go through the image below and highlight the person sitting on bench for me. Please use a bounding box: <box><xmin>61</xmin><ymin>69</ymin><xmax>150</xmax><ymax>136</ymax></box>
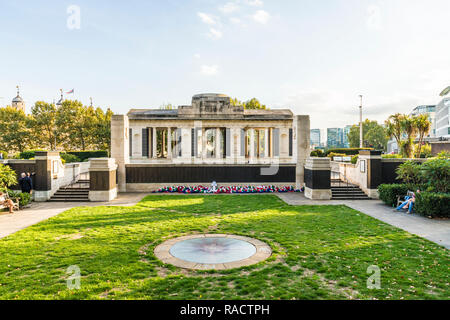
<box><xmin>0</xmin><ymin>191</ymin><xmax>15</xmax><ymax>214</ymax></box>
<box><xmin>396</xmin><ymin>189</ymin><xmax>420</xmax><ymax>214</ymax></box>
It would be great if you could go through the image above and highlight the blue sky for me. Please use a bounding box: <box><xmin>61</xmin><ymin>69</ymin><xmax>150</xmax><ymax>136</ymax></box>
<box><xmin>1</xmin><ymin>0</ymin><xmax>449</xmax><ymax>132</ymax></box>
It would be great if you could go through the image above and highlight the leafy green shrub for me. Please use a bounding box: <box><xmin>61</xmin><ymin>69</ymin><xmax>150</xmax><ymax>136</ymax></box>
<box><xmin>7</xmin><ymin>190</ymin><xmax>32</xmax><ymax>207</ymax></box>
<box><xmin>325</xmin><ymin>148</ymin><xmax>373</xmax><ymax>156</ymax></box>
<box><xmin>66</xmin><ymin>151</ymin><xmax>108</xmax><ymax>162</ymax></box>
<box><xmin>396</xmin><ymin>160</ymin><xmax>423</xmax><ymax>185</ymax></box>
<box><xmin>436</xmin><ymin>151</ymin><xmax>450</xmax><ymax>159</ymax></box>
<box><xmin>327</xmin><ymin>152</ymin><xmax>347</xmax><ymax>159</ymax></box>
<box><xmin>310</xmin><ymin>149</ymin><xmax>325</xmax><ymax>157</ymax></box>
<box><xmin>60</xmin><ymin>153</ymin><xmax>81</xmax><ymax>164</ymax></box>
<box><xmin>415</xmin><ymin>192</ymin><xmax>450</xmax><ymax>218</ymax></box>
<box><xmin>382</xmin><ymin>154</ymin><xmax>402</xmax><ymax>159</ymax></box>
<box><xmin>378</xmin><ymin>184</ymin><xmax>410</xmax><ymax>207</ymax></box>
<box><xmin>351</xmin><ymin>155</ymin><xmax>358</xmax><ymax>164</ymax></box>
<box><xmin>420</xmin><ymin>158</ymin><xmax>450</xmax><ymax>193</ymax></box>
<box><xmin>0</xmin><ymin>164</ymin><xmax>17</xmax><ymax>191</ymax></box>
<box><xmin>0</xmin><ymin>151</ymin><xmax>7</xmax><ymax>159</ymax></box>
<box><xmin>18</xmin><ymin>150</ymin><xmax>46</xmax><ymax>159</ymax></box>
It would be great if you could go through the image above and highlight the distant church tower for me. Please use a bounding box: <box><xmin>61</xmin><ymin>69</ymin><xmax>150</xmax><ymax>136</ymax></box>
<box><xmin>12</xmin><ymin>85</ymin><xmax>25</xmax><ymax>112</ymax></box>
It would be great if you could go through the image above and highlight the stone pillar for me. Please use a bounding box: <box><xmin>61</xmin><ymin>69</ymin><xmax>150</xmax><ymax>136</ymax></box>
<box><xmin>34</xmin><ymin>151</ymin><xmax>61</xmax><ymax>201</ymax></box>
<box><xmin>304</xmin><ymin>157</ymin><xmax>331</xmax><ymax>200</ymax></box>
<box><xmin>181</xmin><ymin>127</ymin><xmax>191</xmax><ymax>160</ymax></box>
<box><xmin>359</xmin><ymin>150</ymin><xmax>382</xmax><ymax>199</ymax></box>
<box><xmin>215</xmin><ymin>128</ymin><xmax>221</xmax><ymax>160</ymax></box>
<box><xmin>167</xmin><ymin>127</ymin><xmax>172</xmax><ymax>160</ymax></box>
<box><xmin>152</xmin><ymin>128</ymin><xmax>157</xmax><ymax>159</ymax></box>
<box><xmin>89</xmin><ymin>158</ymin><xmax>118</xmax><ymax>202</ymax></box>
<box><xmin>249</xmin><ymin>129</ymin><xmax>255</xmax><ymax>161</ymax></box>
<box><xmin>295</xmin><ymin>115</ymin><xmax>310</xmax><ymax>189</ymax></box>
<box><xmin>111</xmin><ymin>115</ymin><xmax>129</xmax><ymax>192</ymax></box>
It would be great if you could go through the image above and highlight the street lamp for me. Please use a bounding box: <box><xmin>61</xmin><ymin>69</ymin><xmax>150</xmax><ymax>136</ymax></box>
<box><xmin>359</xmin><ymin>95</ymin><xmax>363</xmax><ymax>148</ymax></box>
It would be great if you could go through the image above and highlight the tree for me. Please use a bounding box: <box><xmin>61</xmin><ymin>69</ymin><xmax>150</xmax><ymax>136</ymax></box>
<box><xmin>91</xmin><ymin>107</ymin><xmax>113</xmax><ymax>152</ymax></box>
<box><xmin>56</xmin><ymin>100</ymin><xmax>96</xmax><ymax>150</ymax></box>
<box><xmin>413</xmin><ymin>114</ymin><xmax>431</xmax><ymax>158</ymax></box>
<box><xmin>400</xmin><ymin>115</ymin><xmax>417</xmax><ymax>158</ymax></box>
<box><xmin>365</xmin><ymin>125</ymin><xmax>388</xmax><ymax>151</ymax></box>
<box><xmin>230</xmin><ymin>98</ymin><xmax>242</xmax><ymax>107</ymax></box>
<box><xmin>30</xmin><ymin>101</ymin><xmax>57</xmax><ymax>150</ymax></box>
<box><xmin>348</xmin><ymin>119</ymin><xmax>387</xmax><ymax>150</ymax></box>
<box><xmin>385</xmin><ymin>113</ymin><xmax>403</xmax><ymax>151</ymax></box>
<box><xmin>159</xmin><ymin>103</ymin><xmax>175</xmax><ymax>110</ymax></box>
<box><xmin>243</xmin><ymin>98</ymin><xmax>267</xmax><ymax>110</ymax></box>
<box><xmin>0</xmin><ymin>106</ymin><xmax>34</xmax><ymax>153</ymax></box>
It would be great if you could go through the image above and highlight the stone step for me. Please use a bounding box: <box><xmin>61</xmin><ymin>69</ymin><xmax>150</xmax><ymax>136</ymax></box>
<box><xmin>48</xmin><ymin>198</ymin><xmax>89</xmax><ymax>202</ymax></box>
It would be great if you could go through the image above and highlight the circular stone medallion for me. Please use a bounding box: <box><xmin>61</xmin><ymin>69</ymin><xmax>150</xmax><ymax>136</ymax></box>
<box><xmin>154</xmin><ymin>234</ymin><xmax>272</xmax><ymax>270</ymax></box>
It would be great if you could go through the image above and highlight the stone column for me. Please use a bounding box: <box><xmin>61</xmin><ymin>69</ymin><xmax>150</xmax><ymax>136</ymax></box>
<box><xmin>295</xmin><ymin>115</ymin><xmax>310</xmax><ymax>189</ymax></box>
<box><xmin>215</xmin><ymin>128</ymin><xmax>221</xmax><ymax>160</ymax></box>
<box><xmin>359</xmin><ymin>150</ymin><xmax>382</xmax><ymax>199</ymax></box>
<box><xmin>304</xmin><ymin>157</ymin><xmax>331</xmax><ymax>200</ymax></box>
<box><xmin>249</xmin><ymin>129</ymin><xmax>255</xmax><ymax>161</ymax></box>
<box><xmin>111</xmin><ymin>115</ymin><xmax>130</xmax><ymax>192</ymax></box>
<box><xmin>152</xmin><ymin>128</ymin><xmax>157</xmax><ymax>159</ymax></box>
<box><xmin>167</xmin><ymin>127</ymin><xmax>172</xmax><ymax>159</ymax></box>
<box><xmin>89</xmin><ymin>158</ymin><xmax>118</xmax><ymax>201</ymax></box>
<box><xmin>265</xmin><ymin>128</ymin><xmax>269</xmax><ymax>159</ymax></box>
<box><xmin>34</xmin><ymin>151</ymin><xmax>61</xmax><ymax>201</ymax></box>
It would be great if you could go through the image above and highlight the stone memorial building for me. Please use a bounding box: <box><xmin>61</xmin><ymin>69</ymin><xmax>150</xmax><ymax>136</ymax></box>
<box><xmin>111</xmin><ymin>93</ymin><xmax>310</xmax><ymax>191</ymax></box>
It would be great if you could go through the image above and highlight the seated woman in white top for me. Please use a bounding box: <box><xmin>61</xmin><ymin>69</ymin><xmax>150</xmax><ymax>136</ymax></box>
<box><xmin>0</xmin><ymin>192</ymin><xmax>15</xmax><ymax>214</ymax></box>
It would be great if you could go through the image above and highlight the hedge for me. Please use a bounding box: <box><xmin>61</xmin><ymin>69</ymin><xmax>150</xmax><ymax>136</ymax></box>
<box><xmin>17</xmin><ymin>150</ymin><xmax>108</xmax><ymax>162</ymax></box>
<box><xmin>60</xmin><ymin>153</ymin><xmax>81</xmax><ymax>164</ymax></box>
<box><xmin>66</xmin><ymin>151</ymin><xmax>108</xmax><ymax>162</ymax></box>
<box><xmin>0</xmin><ymin>151</ymin><xmax>7</xmax><ymax>159</ymax></box>
<box><xmin>17</xmin><ymin>150</ymin><xmax>45</xmax><ymax>160</ymax></box>
<box><xmin>415</xmin><ymin>192</ymin><xmax>450</xmax><ymax>218</ymax></box>
<box><xmin>378</xmin><ymin>184</ymin><xmax>410</xmax><ymax>207</ymax></box>
<box><xmin>325</xmin><ymin>148</ymin><xmax>373</xmax><ymax>156</ymax></box>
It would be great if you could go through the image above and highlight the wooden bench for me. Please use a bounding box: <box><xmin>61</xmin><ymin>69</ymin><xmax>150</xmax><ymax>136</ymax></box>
<box><xmin>1</xmin><ymin>194</ymin><xmax>20</xmax><ymax>212</ymax></box>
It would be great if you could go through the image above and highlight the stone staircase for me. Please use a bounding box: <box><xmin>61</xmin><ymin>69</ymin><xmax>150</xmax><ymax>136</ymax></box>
<box><xmin>48</xmin><ymin>179</ymin><xmax>90</xmax><ymax>202</ymax></box>
<box><xmin>331</xmin><ymin>186</ymin><xmax>371</xmax><ymax>200</ymax></box>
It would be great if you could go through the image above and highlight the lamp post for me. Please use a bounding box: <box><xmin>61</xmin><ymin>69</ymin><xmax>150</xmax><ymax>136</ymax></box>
<box><xmin>359</xmin><ymin>95</ymin><xmax>363</xmax><ymax>148</ymax></box>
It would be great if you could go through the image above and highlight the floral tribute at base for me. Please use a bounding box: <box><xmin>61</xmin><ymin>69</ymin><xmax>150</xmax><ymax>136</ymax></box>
<box><xmin>153</xmin><ymin>185</ymin><xmax>304</xmax><ymax>194</ymax></box>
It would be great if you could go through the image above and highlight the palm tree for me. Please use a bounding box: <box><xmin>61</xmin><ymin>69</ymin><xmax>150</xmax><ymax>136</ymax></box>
<box><xmin>414</xmin><ymin>114</ymin><xmax>431</xmax><ymax>158</ymax></box>
<box><xmin>400</xmin><ymin>115</ymin><xmax>417</xmax><ymax>158</ymax></box>
<box><xmin>385</xmin><ymin>113</ymin><xmax>403</xmax><ymax>152</ymax></box>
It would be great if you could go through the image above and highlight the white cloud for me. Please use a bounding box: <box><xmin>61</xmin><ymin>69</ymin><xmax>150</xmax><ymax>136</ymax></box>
<box><xmin>208</xmin><ymin>28</ymin><xmax>223</xmax><ymax>39</ymax></box>
<box><xmin>194</xmin><ymin>53</ymin><xmax>201</xmax><ymax>59</ymax></box>
<box><xmin>246</xmin><ymin>0</ymin><xmax>263</xmax><ymax>6</ymax></box>
<box><xmin>229</xmin><ymin>17</ymin><xmax>241</xmax><ymax>25</ymax></box>
<box><xmin>252</xmin><ymin>10</ymin><xmax>270</xmax><ymax>24</ymax></box>
<box><xmin>201</xmin><ymin>65</ymin><xmax>219</xmax><ymax>76</ymax></box>
<box><xmin>219</xmin><ymin>2</ymin><xmax>239</xmax><ymax>14</ymax></box>
<box><xmin>197</xmin><ymin>12</ymin><xmax>217</xmax><ymax>25</ymax></box>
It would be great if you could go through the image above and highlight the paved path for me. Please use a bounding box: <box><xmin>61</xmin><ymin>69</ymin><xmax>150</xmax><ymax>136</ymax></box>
<box><xmin>0</xmin><ymin>193</ymin><xmax>147</xmax><ymax>239</ymax></box>
<box><xmin>277</xmin><ymin>193</ymin><xmax>450</xmax><ymax>249</ymax></box>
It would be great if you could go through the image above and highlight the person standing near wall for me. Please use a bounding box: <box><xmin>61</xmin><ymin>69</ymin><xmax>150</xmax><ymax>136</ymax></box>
<box><xmin>19</xmin><ymin>173</ymin><xmax>33</xmax><ymax>194</ymax></box>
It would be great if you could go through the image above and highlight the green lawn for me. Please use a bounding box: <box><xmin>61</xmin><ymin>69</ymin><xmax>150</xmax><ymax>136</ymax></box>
<box><xmin>0</xmin><ymin>195</ymin><xmax>448</xmax><ymax>300</ymax></box>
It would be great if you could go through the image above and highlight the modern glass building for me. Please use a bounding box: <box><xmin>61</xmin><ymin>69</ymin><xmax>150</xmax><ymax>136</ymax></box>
<box><xmin>436</xmin><ymin>98</ymin><xmax>450</xmax><ymax>138</ymax></box>
<box><xmin>410</xmin><ymin>105</ymin><xmax>436</xmax><ymax>137</ymax></box>
<box><xmin>343</xmin><ymin>125</ymin><xmax>352</xmax><ymax>148</ymax></box>
<box><xmin>327</xmin><ymin>128</ymin><xmax>344</xmax><ymax>148</ymax></box>
<box><xmin>310</xmin><ymin>129</ymin><xmax>321</xmax><ymax>147</ymax></box>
